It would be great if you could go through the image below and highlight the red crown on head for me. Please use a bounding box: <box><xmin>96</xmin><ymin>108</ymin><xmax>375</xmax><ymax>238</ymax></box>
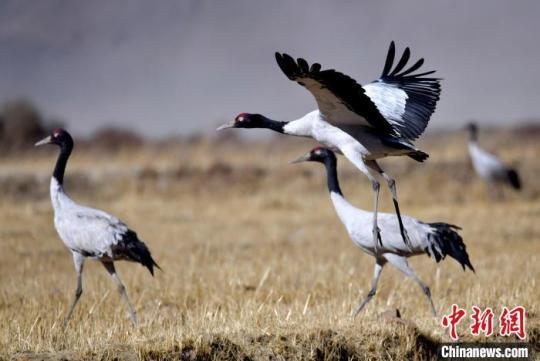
<box><xmin>52</xmin><ymin>128</ymin><xmax>64</xmax><ymax>137</ymax></box>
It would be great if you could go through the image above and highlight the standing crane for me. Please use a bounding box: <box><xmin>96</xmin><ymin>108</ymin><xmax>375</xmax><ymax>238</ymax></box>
<box><xmin>218</xmin><ymin>41</ymin><xmax>441</xmax><ymax>251</ymax></box>
<box><xmin>291</xmin><ymin>147</ymin><xmax>474</xmax><ymax>317</ymax></box>
<box><xmin>467</xmin><ymin>123</ymin><xmax>521</xmax><ymax>195</ymax></box>
<box><xmin>35</xmin><ymin>128</ymin><xmax>160</xmax><ymax>326</ymax></box>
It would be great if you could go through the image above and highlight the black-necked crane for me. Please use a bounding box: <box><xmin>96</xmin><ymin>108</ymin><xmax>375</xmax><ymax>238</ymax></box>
<box><xmin>218</xmin><ymin>42</ymin><xmax>441</xmax><ymax>251</ymax></box>
<box><xmin>35</xmin><ymin>128</ymin><xmax>160</xmax><ymax>326</ymax></box>
<box><xmin>291</xmin><ymin>147</ymin><xmax>474</xmax><ymax>317</ymax></box>
<box><xmin>467</xmin><ymin>123</ymin><xmax>521</xmax><ymax>194</ymax></box>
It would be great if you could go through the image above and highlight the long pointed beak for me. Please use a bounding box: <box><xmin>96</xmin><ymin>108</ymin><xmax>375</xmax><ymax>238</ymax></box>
<box><xmin>290</xmin><ymin>152</ymin><xmax>311</xmax><ymax>164</ymax></box>
<box><xmin>216</xmin><ymin>120</ymin><xmax>236</xmax><ymax>131</ymax></box>
<box><xmin>35</xmin><ymin>135</ymin><xmax>52</xmax><ymax>147</ymax></box>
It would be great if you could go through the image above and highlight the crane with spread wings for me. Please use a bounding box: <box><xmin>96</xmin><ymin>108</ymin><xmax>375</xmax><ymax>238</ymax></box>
<box><xmin>218</xmin><ymin>42</ymin><xmax>441</xmax><ymax>250</ymax></box>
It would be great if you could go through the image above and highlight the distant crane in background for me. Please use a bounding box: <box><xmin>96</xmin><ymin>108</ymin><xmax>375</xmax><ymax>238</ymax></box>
<box><xmin>218</xmin><ymin>41</ymin><xmax>441</xmax><ymax>252</ymax></box>
<box><xmin>291</xmin><ymin>147</ymin><xmax>474</xmax><ymax>317</ymax></box>
<box><xmin>467</xmin><ymin>123</ymin><xmax>521</xmax><ymax>195</ymax></box>
<box><xmin>35</xmin><ymin>128</ymin><xmax>160</xmax><ymax>326</ymax></box>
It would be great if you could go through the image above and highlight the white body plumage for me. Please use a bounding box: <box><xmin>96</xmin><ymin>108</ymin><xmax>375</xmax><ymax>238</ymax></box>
<box><xmin>467</xmin><ymin>124</ymin><xmax>521</xmax><ymax>191</ymax></box>
<box><xmin>330</xmin><ymin>192</ymin><xmax>438</xmax><ymax>258</ymax></box>
<box><xmin>51</xmin><ymin>178</ymin><xmax>131</xmax><ymax>260</ymax></box>
<box><xmin>283</xmin><ymin>110</ymin><xmax>408</xmax><ymax>161</ymax></box>
<box><xmin>469</xmin><ymin>143</ymin><xmax>512</xmax><ymax>183</ymax></box>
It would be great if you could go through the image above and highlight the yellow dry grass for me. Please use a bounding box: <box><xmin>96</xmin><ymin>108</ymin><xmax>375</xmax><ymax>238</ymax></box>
<box><xmin>0</xmin><ymin>129</ymin><xmax>539</xmax><ymax>360</ymax></box>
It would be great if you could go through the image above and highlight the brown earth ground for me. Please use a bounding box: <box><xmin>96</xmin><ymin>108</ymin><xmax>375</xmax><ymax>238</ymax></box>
<box><xmin>0</xmin><ymin>127</ymin><xmax>539</xmax><ymax>360</ymax></box>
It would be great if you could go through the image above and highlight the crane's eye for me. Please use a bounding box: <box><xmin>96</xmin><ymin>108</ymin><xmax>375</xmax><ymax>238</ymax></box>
<box><xmin>237</xmin><ymin>116</ymin><xmax>244</xmax><ymax>122</ymax></box>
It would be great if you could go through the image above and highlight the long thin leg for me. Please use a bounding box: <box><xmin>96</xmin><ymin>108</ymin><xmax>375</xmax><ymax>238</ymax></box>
<box><xmin>101</xmin><ymin>261</ymin><xmax>138</xmax><ymax>325</ymax></box>
<box><xmin>384</xmin><ymin>254</ymin><xmax>437</xmax><ymax>316</ymax></box>
<box><xmin>366</xmin><ymin>160</ymin><xmax>411</xmax><ymax>248</ymax></box>
<box><xmin>371</xmin><ymin>180</ymin><xmax>382</xmax><ymax>249</ymax></box>
<box><xmin>64</xmin><ymin>252</ymin><xmax>85</xmax><ymax>327</ymax></box>
<box><xmin>384</xmin><ymin>173</ymin><xmax>411</xmax><ymax>248</ymax></box>
<box><xmin>352</xmin><ymin>259</ymin><xmax>386</xmax><ymax>318</ymax></box>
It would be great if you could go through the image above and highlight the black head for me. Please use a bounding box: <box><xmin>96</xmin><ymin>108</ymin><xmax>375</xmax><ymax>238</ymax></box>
<box><xmin>292</xmin><ymin>147</ymin><xmax>342</xmax><ymax>194</ymax></box>
<box><xmin>466</xmin><ymin>122</ymin><xmax>478</xmax><ymax>134</ymax></box>
<box><xmin>217</xmin><ymin>113</ymin><xmax>267</xmax><ymax>130</ymax></box>
<box><xmin>35</xmin><ymin>128</ymin><xmax>74</xmax><ymax>149</ymax></box>
<box><xmin>291</xmin><ymin>147</ymin><xmax>336</xmax><ymax>164</ymax></box>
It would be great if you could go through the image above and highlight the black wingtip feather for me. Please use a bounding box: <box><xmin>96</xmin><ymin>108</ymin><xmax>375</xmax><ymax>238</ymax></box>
<box><xmin>372</xmin><ymin>42</ymin><xmax>442</xmax><ymax>141</ymax></box>
<box><xmin>390</xmin><ymin>47</ymin><xmax>411</xmax><ymax>76</ymax></box>
<box><xmin>275</xmin><ymin>52</ymin><xmax>300</xmax><ymax>81</ymax></box>
<box><xmin>399</xmin><ymin>58</ymin><xmax>424</xmax><ymax>76</ymax></box>
<box><xmin>297</xmin><ymin>57</ymin><xmax>309</xmax><ymax>73</ymax></box>
<box><xmin>382</xmin><ymin>41</ymin><xmax>396</xmax><ymax>76</ymax></box>
<box><xmin>273</xmin><ymin>50</ymin><xmax>394</xmax><ymax>134</ymax></box>
<box><xmin>381</xmin><ymin>42</ymin><xmax>438</xmax><ymax>80</ymax></box>
<box><xmin>310</xmin><ymin>63</ymin><xmax>321</xmax><ymax>73</ymax></box>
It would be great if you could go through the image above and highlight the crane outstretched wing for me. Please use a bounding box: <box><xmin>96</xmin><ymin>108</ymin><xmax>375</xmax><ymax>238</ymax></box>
<box><xmin>275</xmin><ymin>52</ymin><xmax>393</xmax><ymax>135</ymax></box>
<box><xmin>363</xmin><ymin>41</ymin><xmax>441</xmax><ymax>141</ymax></box>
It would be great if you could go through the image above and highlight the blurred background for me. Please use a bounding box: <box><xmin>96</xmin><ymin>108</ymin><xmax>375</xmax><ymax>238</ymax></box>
<box><xmin>1</xmin><ymin>0</ymin><xmax>540</xmax><ymax>141</ymax></box>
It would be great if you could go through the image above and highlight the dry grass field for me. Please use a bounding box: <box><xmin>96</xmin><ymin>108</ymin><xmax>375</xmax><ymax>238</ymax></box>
<box><xmin>0</xmin><ymin>127</ymin><xmax>539</xmax><ymax>360</ymax></box>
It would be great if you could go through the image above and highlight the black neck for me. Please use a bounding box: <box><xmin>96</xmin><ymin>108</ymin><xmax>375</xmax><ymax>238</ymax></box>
<box><xmin>53</xmin><ymin>142</ymin><xmax>73</xmax><ymax>185</ymax></box>
<box><xmin>469</xmin><ymin>128</ymin><xmax>478</xmax><ymax>142</ymax></box>
<box><xmin>260</xmin><ymin>116</ymin><xmax>287</xmax><ymax>133</ymax></box>
<box><xmin>323</xmin><ymin>157</ymin><xmax>342</xmax><ymax>195</ymax></box>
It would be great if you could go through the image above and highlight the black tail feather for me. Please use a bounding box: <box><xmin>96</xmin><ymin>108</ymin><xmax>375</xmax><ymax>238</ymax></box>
<box><xmin>408</xmin><ymin>150</ymin><xmax>429</xmax><ymax>162</ymax></box>
<box><xmin>134</xmin><ymin>241</ymin><xmax>161</xmax><ymax>276</ymax></box>
<box><xmin>138</xmin><ymin>246</ymin><xmax>161</xmax><ymax>276</ymax></box>
<box><xmin>426</xmin><ymin>223</ymin><xmax>474</xmax><ymax>272</ymax></box>
<box><xmin>507</xmin><ymin>169</ymin><xmax>521</xmax><ymax>190</ymax></box>
<box><xmin>380</xmin><ymin>137</ymin><xmax>429</xmax><ymax>162</ymax></box>
<box><xmin>112</xmin><ymin>230</ymin><xmax>162</xmax><ymax>276</ymax></box>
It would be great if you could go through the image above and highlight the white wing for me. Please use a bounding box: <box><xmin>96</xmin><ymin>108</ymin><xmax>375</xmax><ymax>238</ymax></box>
<box><xmin>364</xmin><ymin>42</ymin><xmax>441</xmax><ymax>141</ymax></box>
